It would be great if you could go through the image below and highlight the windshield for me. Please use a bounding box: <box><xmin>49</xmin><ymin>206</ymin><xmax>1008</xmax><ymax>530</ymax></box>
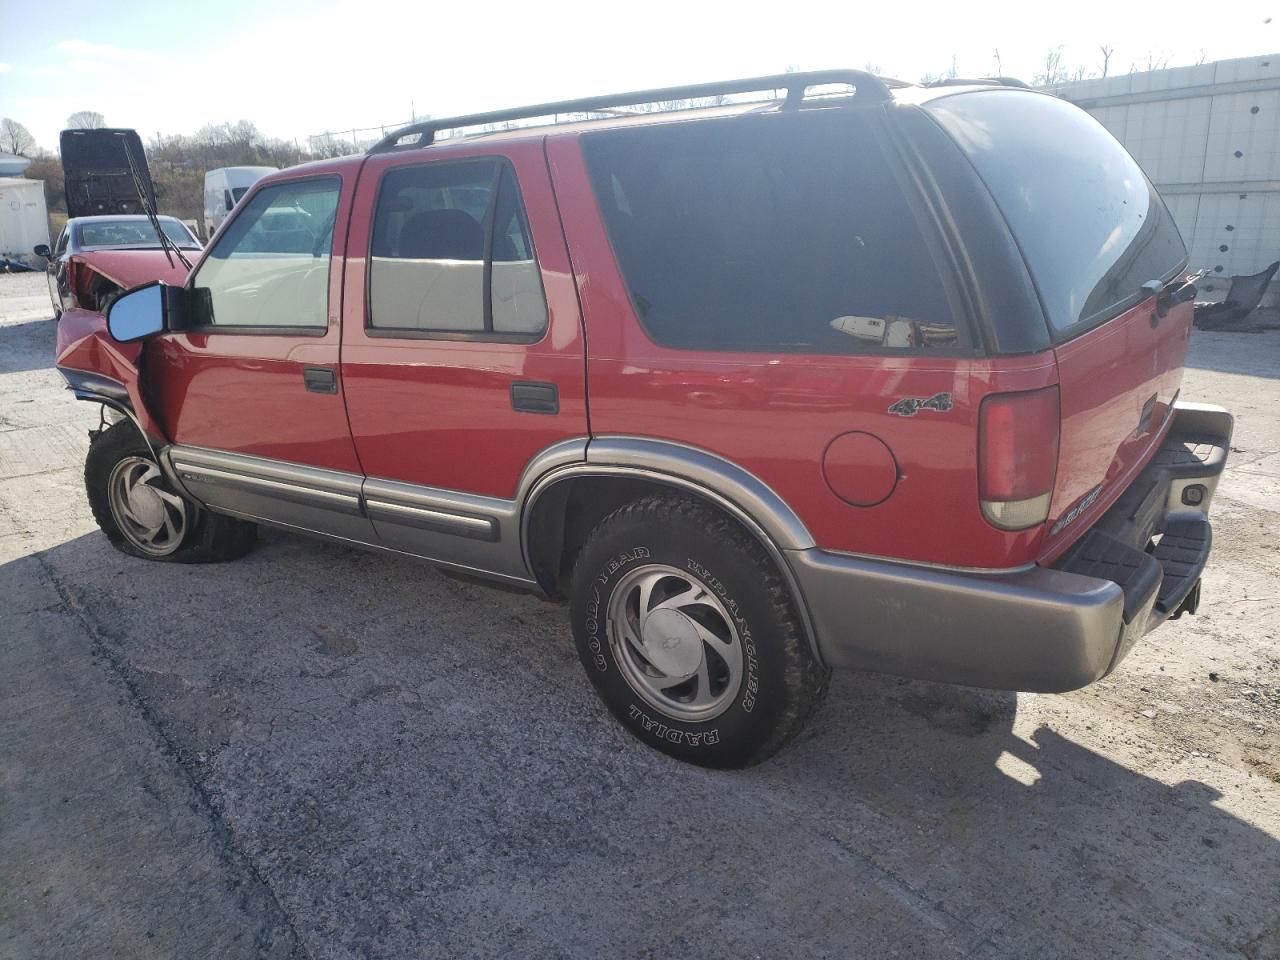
<box><xmin>926</xmin><ymin>90</ymin><xmax>1187</xmax><ymax>338</ymax></box>
<box><xmin>231</xmin><ymin>186</ymin><xmax>250</xmax><ymax>203</ymax></box>
<box><xmin>78</xmin><ymin>219</ymin><xmax>201</xmax><ymax>250</ymax></box>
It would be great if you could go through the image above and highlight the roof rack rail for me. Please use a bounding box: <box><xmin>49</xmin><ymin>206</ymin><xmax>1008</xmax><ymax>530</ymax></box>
<box><xmin>924</xmin><ymin>76</ymin><xmax>1030</xmax><ymax>89</ymax></box>
<box><xmin>369</xmin><ymin>69</ymin><xmax>893</xmax><ymax>153</ymax></box>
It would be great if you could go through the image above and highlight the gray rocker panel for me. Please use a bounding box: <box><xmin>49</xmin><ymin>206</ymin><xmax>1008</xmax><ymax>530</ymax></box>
<box><xmin>164</xmin><ymin>439</ymin><xmax>590</xmax><ymax>583</ymax></box>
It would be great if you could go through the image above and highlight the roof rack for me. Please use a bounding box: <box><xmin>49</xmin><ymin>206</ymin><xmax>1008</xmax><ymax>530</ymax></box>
<box><xmin>369</xmin><ymin>69</ymin><xmax>894</xmax><ymax>153</ymax></box>
<box><xmin>923</xmin><ymin>77</ymin><xmax>1030</xmax><ymax>89</ymax></box>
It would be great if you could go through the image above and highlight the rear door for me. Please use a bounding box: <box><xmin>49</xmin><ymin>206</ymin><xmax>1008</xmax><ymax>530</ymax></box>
<box><xmin>926</xmin><ymin>90</ymin><xmax>1191</xmax><ymax>557</ymax></box>
<box><xmin>339</xmin><ymin>139</ymin><xmax>586</xmax><ymax>582</ymax></box>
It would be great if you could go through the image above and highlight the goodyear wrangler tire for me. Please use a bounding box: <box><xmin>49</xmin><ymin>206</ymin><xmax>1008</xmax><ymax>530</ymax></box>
<box><xmin>85</xmin><ymin>419</ymin><xmax>257</xmax><ymax>563</ymax></box>
<box><xmin>569</xmin><ymin>496</ymin><xmax>830</xmax><ymax>768</ymax></box>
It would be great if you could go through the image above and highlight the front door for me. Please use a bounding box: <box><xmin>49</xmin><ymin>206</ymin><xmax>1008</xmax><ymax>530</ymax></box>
<box><xmin>145</xmin><ymin>171</ymin><xmax>373</xmax><ymax>543</ymax></box>
<box><xmin>340</xmin><ymin>140</ymin><xmax>587</xmax><ymax>582</ymax></box>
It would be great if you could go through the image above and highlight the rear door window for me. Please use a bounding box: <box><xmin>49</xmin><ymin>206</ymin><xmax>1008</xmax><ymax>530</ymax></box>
<box><xmin>581</xmin><ymin>110</ymin><xmax>962</xmax><ymax>354</ymax></box>
<box><xmin>925</xmin><ymin>90</ymin><xmax>1187</xmax><ymax>339</ymax></box>
<box><xmin>367</xmin><ymin>159</ymin><xmax>547</xmax><ymax>339</ymax></box>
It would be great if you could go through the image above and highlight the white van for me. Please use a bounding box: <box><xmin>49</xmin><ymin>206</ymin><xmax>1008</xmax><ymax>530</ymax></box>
<box><xmin>203</xmin><ymin>166</ymin><xmax>276</xmax><ymax>239</ymax></box>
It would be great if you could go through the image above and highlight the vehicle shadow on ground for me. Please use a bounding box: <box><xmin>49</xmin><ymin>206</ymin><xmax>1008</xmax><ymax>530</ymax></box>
<box><xmin>10</xmin><ymin>528</ymin><xmax>1277</xmax><ymax>959</ymax></box>
<box><xmin>0</xmin><ymin>316</ymin><xmax>58</xmax><ymax>373</ymax></box>
<box><xmin>770</xmin><ymin>672</ymin><xmax>1279</xmax><ymax>956</ymax></box>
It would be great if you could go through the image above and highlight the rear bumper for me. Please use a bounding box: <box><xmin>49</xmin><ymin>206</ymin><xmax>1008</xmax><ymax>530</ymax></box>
<box><xmin>790</xmin><ymin>402</ymin><xmax>1232</xmax><ymax>692</ymax></box>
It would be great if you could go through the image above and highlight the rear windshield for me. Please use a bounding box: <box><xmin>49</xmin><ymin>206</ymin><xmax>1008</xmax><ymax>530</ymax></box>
<box><xmin>581</xmin><ymin>110</ymin><xmax>961</xmax><ymax>354</ymax></box>
<box><xmin>926</xmin><ymin>90</ymin><xmax>1186</xmax><ymax>338</ymax></box>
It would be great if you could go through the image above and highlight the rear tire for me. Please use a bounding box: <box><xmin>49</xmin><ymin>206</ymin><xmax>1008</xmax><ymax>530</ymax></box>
<box><xmin>569</xmin><ymin>496</ymin><xmax>829</xmax><ymax>768</ymax></box>
<box><xmin>85</xmin><ymin>419</ymin><xmax>257</xmax><ymax>563</ymax></box>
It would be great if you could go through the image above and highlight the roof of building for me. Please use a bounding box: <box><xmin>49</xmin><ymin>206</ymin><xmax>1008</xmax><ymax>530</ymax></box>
<box><xmin>0</xmin><ymin>152</ymin><xmax>33</xmax><ymax>172</ymax></box>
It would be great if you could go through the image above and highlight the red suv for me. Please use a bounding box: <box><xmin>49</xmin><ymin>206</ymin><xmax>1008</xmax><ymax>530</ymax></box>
<box><xmin>57</xmin><ymin>71</ymin><xmax>1232</xmax><ymax>767</ymax></box>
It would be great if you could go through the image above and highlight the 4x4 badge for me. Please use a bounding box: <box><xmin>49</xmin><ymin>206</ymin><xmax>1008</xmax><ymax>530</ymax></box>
<box><xmin>888</xmin><ymin>392</ymin><xmax>953</xmax><ymax>417</ymax></box>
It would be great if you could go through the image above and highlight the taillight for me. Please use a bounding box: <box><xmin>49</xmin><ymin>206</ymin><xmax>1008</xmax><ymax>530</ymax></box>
<box><xmin>978</xmin><ymin>386</ymin><xmax>1060</xmax><ymax>531</ymax></box>
<box><xmin>63</xmin><ymin>261</ymin><xmax>76</xmax><ymax>308</ymax></box>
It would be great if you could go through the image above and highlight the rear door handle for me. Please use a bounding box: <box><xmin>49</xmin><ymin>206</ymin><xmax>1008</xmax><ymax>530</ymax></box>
<box><xmin>511</xmin><ymin>381</ymin><xmax>559</xmax><ymax>414</ymax></box>
<box><xmin>303</xmin><ymin>366</ymin><xmax>338</xmax><ymax>394</ymax></box>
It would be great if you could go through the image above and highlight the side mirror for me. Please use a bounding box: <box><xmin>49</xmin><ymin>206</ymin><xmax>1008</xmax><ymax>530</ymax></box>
<box><xmin>106</xmin><ymin>282</ymin><xmax>169</xmax><ymax>342</ymax></box>
<box><xmin>33</xmin><ymin>244</ymin><xmax>51</xmax><ymax>258</ymax></box>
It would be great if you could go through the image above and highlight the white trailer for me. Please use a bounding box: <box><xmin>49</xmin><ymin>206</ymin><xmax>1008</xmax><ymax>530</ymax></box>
<box><xmin>203</xmin><ymin>166</ymin><xmax>276</xmax><ymax>239</ymax></box>
<box><xmin>0</xmin><ymin>178</ymin><xmax>50</xmax><ymax>267</ymax></box>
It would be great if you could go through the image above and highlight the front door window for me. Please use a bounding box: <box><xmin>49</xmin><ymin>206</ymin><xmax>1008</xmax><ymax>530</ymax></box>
<box><xmin>190</xmin><ymin>177</ymin><xmax>340</xmax><ymax>331</ymax></box>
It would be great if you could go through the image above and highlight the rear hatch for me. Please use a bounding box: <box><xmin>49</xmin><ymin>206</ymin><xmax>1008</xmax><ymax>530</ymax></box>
<box><xmin>926</xmin><ymin>89</ymin><xmax>1190</xmax><ymax>558</ymax></box>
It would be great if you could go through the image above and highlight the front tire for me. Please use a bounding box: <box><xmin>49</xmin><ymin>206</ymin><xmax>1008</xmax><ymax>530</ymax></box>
<box><xmin>85</xmin><ymin>419</ymin><xmax>257</xmax><ymax>563</ymax></box>
<box><xmin>569</xmin><ymin>496</ymin><xmax>829</xmax><ymax>768</ymax></box>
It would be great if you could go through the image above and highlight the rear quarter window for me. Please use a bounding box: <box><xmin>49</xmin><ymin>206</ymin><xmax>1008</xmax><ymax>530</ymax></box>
<box><xmin>925</xmin><ymin>90</ymin><xmax>1187</xmax><ymax>340</ymax></box>
<box><xmin>581</xmin><ymin>110</ymin><xmax>963</xmax><ymax>355</ymax></box>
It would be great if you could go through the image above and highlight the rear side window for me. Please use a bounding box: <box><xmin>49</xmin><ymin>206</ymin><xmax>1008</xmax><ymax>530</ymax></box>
<box><xmin>926</xmin><ymin>90</ymin><xmax>1187</xmax><ymax>339</ymax></box>
<box><xmin>581</xmin><ymin>111</ymin><xmax>961</xmax><ymax>354</ymax></box>
<box><xmin>368</xmin><ymin>159</ymin><xmax>546</xmax><ymax>339</ymax></box>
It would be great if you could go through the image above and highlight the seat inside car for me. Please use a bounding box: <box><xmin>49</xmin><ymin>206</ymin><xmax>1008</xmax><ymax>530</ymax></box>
<box><xmin>398</xmin><ymin>208</ymin><xmax>484</xmax><ymax>260</ymax></box>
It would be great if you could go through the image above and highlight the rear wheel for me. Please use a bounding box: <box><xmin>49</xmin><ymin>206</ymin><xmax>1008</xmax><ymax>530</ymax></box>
<box><xmin>85</xmin><ymin>419</ymin><xmax>257</xmax><ymax>563</ymax></box>
<box><xmin>569</xmin><ymin>496</ymin><xmax>829</xmax><ymax>768</ymax></box>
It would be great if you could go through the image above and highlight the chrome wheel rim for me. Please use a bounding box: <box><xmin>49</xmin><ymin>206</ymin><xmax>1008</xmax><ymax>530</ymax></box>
<box><xmin>106</xmin><ymin>456</ymin><xmax>188</xmax><ymax>557</ymax></box>
<box><xmin>606</xmin><ymin>563</ymin><xmax>744</xmax><ymax>722</ymax></box>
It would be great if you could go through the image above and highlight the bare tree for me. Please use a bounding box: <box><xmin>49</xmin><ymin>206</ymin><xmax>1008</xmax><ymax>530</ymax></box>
<box><xmin>1099</xmin><ymin>45</ymin><xmax>1114</xmax><ymax>78</ymax></box>
<box><xmin>66</xmin><ymin>110</ymin><xmax>105</xmax><ymax>129</ymax></box>
<box><xmin>993</xmin><ymin>48</ymin><xmax>1003</xmax><ymax>76</ymax></box>
<box><xmin>0</xmin><ymin>118</ymin><xmax>36</xmax><ymax>156</ymax></box>
<box><xmin>308</xmin><ymin>132</ymin><xmax>357</xmax><ymax>159</ymax></box>
<box><xmin>1034</xmin><ymin>46</ymin><xmax>1068</xmax><ymax>86</ymax></box>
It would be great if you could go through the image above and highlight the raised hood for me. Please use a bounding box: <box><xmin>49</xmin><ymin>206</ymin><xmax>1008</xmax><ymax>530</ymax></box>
<box><xmin>60</xmin><ymin>128</ymin><xmax>156</xmax><ymax>219</ymax></box>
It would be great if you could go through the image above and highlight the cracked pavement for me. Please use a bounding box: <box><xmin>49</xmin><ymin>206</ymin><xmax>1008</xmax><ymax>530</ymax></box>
<box><xmin>1</xmin><ymin>271</ymin><xmax>1277</xmax><ymax>959</ymax></box>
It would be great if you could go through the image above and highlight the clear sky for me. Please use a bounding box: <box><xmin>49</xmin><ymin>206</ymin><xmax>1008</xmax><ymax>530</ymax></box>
<box><xmin>1</xmin><ymin>0</ymin><xmax>1277</xmax><ymax>153</ymax></box>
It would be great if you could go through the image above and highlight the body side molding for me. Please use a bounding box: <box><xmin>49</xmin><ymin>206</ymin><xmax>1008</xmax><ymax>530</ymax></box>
<box><xmin>363</xmin><ymin>438</ymin><xmax>587</xmax><ymax>578</ymax></box>
<box><xmin>169</xmin><ymin>444</ymin><xmax>373</xmax><ymax>542</ymax></box>
<box><xmin>207</xmin><ymin>502</ymin><xmax>538</xmax><ymax>588</ymax></box>
<box><xmin>164</xmin><ymin>438</ymin><xmax>590</xmax><ymax>582</ymax></box>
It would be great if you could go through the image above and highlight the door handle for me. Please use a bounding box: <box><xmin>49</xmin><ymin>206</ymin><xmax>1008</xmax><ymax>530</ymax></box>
<box><xmin>303</xmin><ymin>366</ymin><xmax>338</xmax><ymax>394</ymax></box>
<box><xmin>511</xmin><ymin>381</ymin><xmax>559</xmax><ymax>414</ymax></box>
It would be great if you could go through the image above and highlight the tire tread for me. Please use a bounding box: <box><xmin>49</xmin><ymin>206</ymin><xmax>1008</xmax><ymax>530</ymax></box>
<box><xmin>571</xmin><ymin>494</ymin><xmax>829</xmax><ymax>766</ymax></box>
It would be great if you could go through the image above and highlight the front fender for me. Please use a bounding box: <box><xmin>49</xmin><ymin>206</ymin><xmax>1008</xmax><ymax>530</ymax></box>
<box><xmin>55</xmin><ymin>327</ymin><xmax>168</xmax><ymax>447</ymax></box>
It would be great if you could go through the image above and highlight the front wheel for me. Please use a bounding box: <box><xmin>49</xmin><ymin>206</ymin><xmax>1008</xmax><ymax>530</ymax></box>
<box><xmin>569</xmin><ymin>496</ymin><xmax>829</xmax><ymax>768</ymax></box>
<box><xmin>85</xmin><ymin>419</ymin><xmax>257</xmax><ymax>563</ymax></box>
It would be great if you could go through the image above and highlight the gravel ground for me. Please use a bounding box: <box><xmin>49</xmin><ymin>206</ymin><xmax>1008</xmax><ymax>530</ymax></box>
<box><xmin>1</xmin><ymin>270</ymin><xmax>1277</xmax><ymax>959</ymax></box>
